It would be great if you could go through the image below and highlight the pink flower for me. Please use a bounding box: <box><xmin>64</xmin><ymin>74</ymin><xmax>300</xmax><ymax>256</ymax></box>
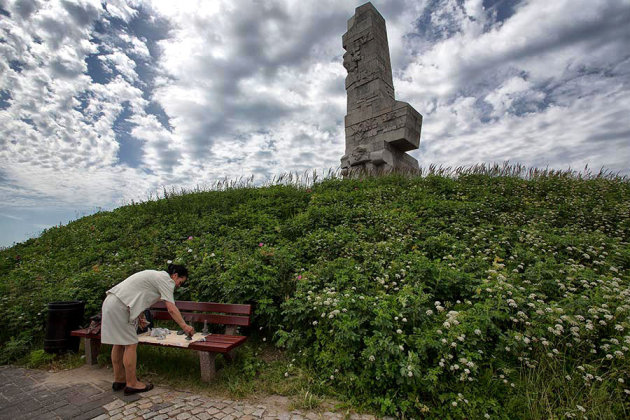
<box><xmin>259</xmin><ymin>242</ymin><xmax>264</xmax><ymax>247</ymax></box>
<box><xmin>188</xmin><ymin>236</ymin><xmax>193</xmax><ymax>240</ymax></box>
<box><xmin>297</xmin><ymin>275</ymin><xmax>302</xmax><ymax>280</ymax></box>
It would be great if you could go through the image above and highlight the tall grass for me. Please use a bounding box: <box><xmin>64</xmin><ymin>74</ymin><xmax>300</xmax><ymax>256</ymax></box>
<box><xmin>137</xmin><ymin>162</ymin><xmax>627</xmax><ymax>206</ymax></box>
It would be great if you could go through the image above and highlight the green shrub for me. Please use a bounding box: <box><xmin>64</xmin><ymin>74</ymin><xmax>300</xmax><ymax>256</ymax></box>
<box><xmin>25</xmin><ymin>349</ymin><xmax>55</xmax><ymax>368</ymax></box>
<box><xmin>0</xmin><ymin>332</ymin><xmax>32</xmax><ymax>364</ymax></box>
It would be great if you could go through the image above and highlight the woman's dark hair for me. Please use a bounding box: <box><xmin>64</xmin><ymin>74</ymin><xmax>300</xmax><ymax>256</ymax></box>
<box><xmin>167</xmin><ymin>263</ymin><xmax>188</xmax><ymax>278</ymax></box>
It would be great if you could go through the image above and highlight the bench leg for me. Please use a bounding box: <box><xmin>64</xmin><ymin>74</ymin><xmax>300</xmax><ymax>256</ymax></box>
<box><xmin>199</xmin><ymin>351</ymin><xmax>216</xmax><ymax>382</ymax></box>
<box><xmin>85</xmin><ymin>338</ymin><xmax>100</xmax><ymax>365</ymax></box>
<box><xmin>224</xmin><ymin>326</ymin><xmax>237</xmax><ymax>362</ymax></box>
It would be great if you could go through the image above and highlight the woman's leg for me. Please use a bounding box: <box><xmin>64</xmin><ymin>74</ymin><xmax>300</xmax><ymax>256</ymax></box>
<box><xmin>122</xmin><ymin>344</ymin><xmax>145</xmax><ymax>388</ymax></box>
<box><xmin>111</xmin><ymin>345</ymin><xmax>126</xmax><ymax>382</ymax></box>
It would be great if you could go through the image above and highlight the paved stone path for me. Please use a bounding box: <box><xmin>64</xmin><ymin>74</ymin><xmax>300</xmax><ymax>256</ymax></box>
<box><xmin>0</xmin><ymin>366</ymin><xmax>379</xmax><ymax>419</ymax></box>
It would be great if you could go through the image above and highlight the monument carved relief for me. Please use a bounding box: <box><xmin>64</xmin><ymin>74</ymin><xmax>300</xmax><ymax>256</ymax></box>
<box><xmin>340</xmin><ymin>2</ymin><xmax>422</xmax><ymax>176</ymax></box>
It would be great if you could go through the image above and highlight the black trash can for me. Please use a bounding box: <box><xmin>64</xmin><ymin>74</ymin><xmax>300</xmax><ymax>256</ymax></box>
<box><xmin>44</xmin><ymin>301</ymin><xmax>85</xmax><ymax>354</ymax></box>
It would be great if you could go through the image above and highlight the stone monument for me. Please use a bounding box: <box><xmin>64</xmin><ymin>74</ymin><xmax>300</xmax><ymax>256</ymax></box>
<box><xmin>340</xmin><ymin>2</ymin><xmax>422</xmax><ymax>176</ymax></box>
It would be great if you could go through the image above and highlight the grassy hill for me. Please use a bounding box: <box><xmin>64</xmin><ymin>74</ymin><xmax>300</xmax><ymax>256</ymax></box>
<box><xmin>1</xmin><ymin>167</ymin><xmax>629</xmax><ymax>418</ymax></box>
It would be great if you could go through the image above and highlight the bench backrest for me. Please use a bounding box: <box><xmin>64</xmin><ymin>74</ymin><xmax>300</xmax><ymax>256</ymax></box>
<box><xmin>150</xmin><ymin>300</ymin><xmax>252</xmax><ymax>327</ymax></box>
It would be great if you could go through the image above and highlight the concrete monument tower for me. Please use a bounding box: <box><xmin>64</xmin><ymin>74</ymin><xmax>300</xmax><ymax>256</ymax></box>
<box><xmin>340</xmin><ymin>2</ymin><xmax>422</xmax><ymax>176</ymax></box>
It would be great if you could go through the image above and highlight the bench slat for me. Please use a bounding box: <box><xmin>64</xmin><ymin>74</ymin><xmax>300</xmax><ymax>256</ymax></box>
<box><xmin>151</xmin><ymin>301</ymin><xmax>252</xmax><ymax>315</ymax></box>
<box><xmin>190</xmin><ymin>336</ymin><xmax>247</xmax><ymax>353</ymax></box>
<box><xmin>198</xmin><ymin>335</ymin><xmax>243</xmax><ymax>343</ymax></box>
<box><xmin>70</xmin><ymin>329</ymin><xmax>247</xmax><ymax>353</ymax></box>
<box><xmin>71</xmin><ymin>328</ymin><xmax>99</xmax><ymax>339</ymax></box>
<box><xmin>151</xmin><ymin>310</ymin><xmax>250</xmax><ymax>326</ymax></box>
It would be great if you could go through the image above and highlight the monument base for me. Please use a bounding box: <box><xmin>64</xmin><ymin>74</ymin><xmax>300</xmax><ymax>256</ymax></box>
<box><xmin>341</xmin><ymin>140</ymin><xmax>419</xmax><ymax>177</ymax></box>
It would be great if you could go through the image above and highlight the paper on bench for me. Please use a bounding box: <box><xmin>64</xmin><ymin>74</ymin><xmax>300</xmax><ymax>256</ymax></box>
<box><xmin>137</xmin><ymin>330</ymin><xmax>207</xmax><ymax>348</ymax></box>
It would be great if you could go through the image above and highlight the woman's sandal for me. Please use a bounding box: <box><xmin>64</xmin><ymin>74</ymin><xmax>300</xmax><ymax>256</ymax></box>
<box><xmin>123</xmin><ymin>383</ymin><xmax>154</xmax><ymax>396</ymax></box>
<box><xmin>112</xmin><ymin>382</ymin><xmax>126</xmax><ymax>391</ymax></box>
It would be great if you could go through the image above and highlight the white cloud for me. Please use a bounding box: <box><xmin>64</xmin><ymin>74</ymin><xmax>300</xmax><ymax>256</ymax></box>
<box><xmin>0</xmin><ymin>213</ymin><xmax>24</xmax><ymax>221</ymax></box>
<box><xmin>484</xmin><ymin>76</ymin><xmax>544</xmax><ymax>116</ymax></box>
<box><xmin>398</xmin><ymin>0</ymin><xmax>630</xmax><ymax>173</ymax></box>
<box><xmin>416</xmin><ymin>86</ymin><xmax>630</xmax><ymax>173</ymax></box>
<box><xmin>129</xmin><ymin>36</ymin><xmax>151</xmax><ymax>59</ymax></box>
<box><xmin>103</xmin><ymin>0</ymin><xmax>138</xmax><ymax>22</ymax></box>
<box><xmin>0</xmin><ymin>0</ymin><xmax>162</xmax><ymax>208</ymax></box>
<box><xmin>0</xmin><ymin>0</ymin><xmax>628</xmax><ymax>246</ymax></box>
<box><xmin>99</xmin><ymin>50</ymin><xmax>138</xmax><ymax>82</ymax></box>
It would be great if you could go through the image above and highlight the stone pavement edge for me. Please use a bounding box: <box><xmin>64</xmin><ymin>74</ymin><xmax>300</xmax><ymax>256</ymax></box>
<box><xmin>0</xmin><ymin>366</ymin><xmax>385</xmax><ymax>420</ymax></box>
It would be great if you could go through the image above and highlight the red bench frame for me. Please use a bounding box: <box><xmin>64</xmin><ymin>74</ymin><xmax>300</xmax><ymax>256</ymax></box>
<box><xmin>71</xmin><ymin>300</ymin><xmax>252</xmax><ymax>381</ymax></box>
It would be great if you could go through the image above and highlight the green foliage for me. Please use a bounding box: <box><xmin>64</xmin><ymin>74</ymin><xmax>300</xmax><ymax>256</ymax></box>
<box><xmin>15</xmin><ymin>348</ymin><xmax>84</xmax><ymax>370</ymax></box>
<box><xmin>289</xmin><ymin>390</ymin><xmax>323</xmax><ymax>411</ymax></box>
<box><xmin>0</xmin><ymin>332</ymin><xmax>32</xmax><ymax>364</ymax></box>
<box><xmin>1</xmin><ymin>169</ymin><xmax>630</xmax><ymax>418</ymax></box>
<box><xmin>25</xmin><ymin>349</ymin><xmax>55</xmax><ymax>368</ymax></box>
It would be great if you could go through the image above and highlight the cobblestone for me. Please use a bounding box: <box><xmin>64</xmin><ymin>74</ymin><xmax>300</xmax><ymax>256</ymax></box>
<box><xmin>0</xmin><ymin>366</ymin><xmax>378</xmax><ymax>419</ymax></box>
<box><xmin>104</xmin><ymin>400</ymin><xmax>126</xmax><ymax>411</ymax></box>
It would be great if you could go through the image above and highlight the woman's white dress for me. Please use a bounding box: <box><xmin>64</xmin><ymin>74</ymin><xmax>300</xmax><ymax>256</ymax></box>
<box><xmin>101</xmin><ymin>270</ymin><xmax>176</xmax><ymax>345</ymax></box>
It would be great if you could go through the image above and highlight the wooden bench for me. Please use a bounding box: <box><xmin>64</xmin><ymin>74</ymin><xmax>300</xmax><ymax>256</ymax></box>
<box><xmin>71</xmin><ymin>300</ymin><xmax>252</xmax><ymax>381</ymax></box>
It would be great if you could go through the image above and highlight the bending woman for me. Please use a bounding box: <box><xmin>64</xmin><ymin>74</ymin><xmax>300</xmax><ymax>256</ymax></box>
<box><xmin>101</xmin><ymin>264</ymin><xmax>195</xmax><ymax>395</ymax></box>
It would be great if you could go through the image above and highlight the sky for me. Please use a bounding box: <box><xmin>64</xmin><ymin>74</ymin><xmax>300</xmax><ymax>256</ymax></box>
<box><xmin>0</xmin><ymin>0</ymin><xmax>629</xmax><ymax>247</ymax></box>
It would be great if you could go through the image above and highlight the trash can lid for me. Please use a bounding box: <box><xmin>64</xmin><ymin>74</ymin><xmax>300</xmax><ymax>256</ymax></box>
<box><xmin>47</xmin><ymin>301</ymin><xmax>85</xmax><ymax>309</ymax></box>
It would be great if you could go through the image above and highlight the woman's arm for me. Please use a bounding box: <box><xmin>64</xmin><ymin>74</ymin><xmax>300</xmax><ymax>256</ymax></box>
<box><xmin>164</xmin><ymin>301</ymin><xmax>195</xmax><ymax>335</ymax></box>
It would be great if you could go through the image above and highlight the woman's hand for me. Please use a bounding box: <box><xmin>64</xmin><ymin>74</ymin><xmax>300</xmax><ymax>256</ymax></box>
<box><xmin>183</xmin><ymin>324</ymin><xmax>195</xmax><ymax>336</ymax></box>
